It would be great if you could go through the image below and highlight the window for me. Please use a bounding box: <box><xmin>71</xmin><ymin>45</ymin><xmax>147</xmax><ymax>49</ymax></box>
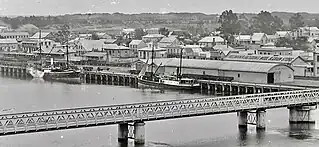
<box><xmin>238</xmin><ymin>74</ymin><xmax>240</xmax><ymax>78</ymax></box>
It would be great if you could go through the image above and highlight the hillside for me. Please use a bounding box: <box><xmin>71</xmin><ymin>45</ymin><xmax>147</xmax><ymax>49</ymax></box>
<box><xmin>1</xmin><ymin>12</ymin><xmax>319</xmax><ymax>35</ymax></box>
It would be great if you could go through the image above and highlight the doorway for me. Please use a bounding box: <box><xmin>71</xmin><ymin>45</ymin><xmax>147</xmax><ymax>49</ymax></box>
<box><xmin>267</xmin><ymin>73</ymin><xmax>274</xmax><ymax>84</ymax></box>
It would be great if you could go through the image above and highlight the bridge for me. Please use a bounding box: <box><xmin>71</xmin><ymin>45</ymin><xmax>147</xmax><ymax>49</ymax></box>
<box><xmin>0</xmin><ymin>89</ymin><xmax>318</xmax><ymax>144</ymax></box>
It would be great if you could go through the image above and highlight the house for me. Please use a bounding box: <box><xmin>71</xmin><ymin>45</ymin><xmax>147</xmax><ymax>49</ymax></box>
<box><xmin>291</xmin><ymin>27</ymin><xmax>319</xmax><ymax>39</ymax></box>
<box><xmin>169</xmin><ymin>30</ymin><xmax>191</xmax><ymax>40</ymax></box>
<box><xmin>224</xmin><ymin>53</ymin><xmax>312</xmax><ymax>76</ymax></box>
<box><xmin>121</xmin><ymin>28</ymin><xmax>135</xmax><ymax>39</ymax></box>
<box><xmin>198</xmin><ymin>36</ymin><xmax>225</xmax><ymax>48</ymax></box>
<box><xmin>267</xmin><ymin>35</ymin><xmax>277</xmax><ymax>43</ymax></box>
<box><xmin>79</xmin><ymin>34</ymin><xmax>92</xmax><ymax>40</ymax></box>
<box><xmin>257</xmin><ymin>46</ymin><xmax>293</xmax><ymax>56</ymax></box>
<box><xmin>129</xmin><ymin>40</ymin><xmax>147</xmax><ymax>57</ymax></box>
<box><xmin>182</xmin><ymin>45</ymin><xmax>209</xmax><ymax>59</ymax></box>
<box><xmin>143</xmin><ymin>58</ymin><xmax>294</xmax><ymax>84</ymax></box>
<box><xmin>142</xmin><ymin>34</ymin><xmax>165</xmax><ymax>43</ymax></box>
<box><xmin>102</xmin><ymin>44</ymin><xmax>134</xmax><ymax>59</ymax></box>
<box><xmin>0</xmin><ymin>39</ymin><xmax>18</xmax><ymax>52</ymax></box>
<box><xmin>234</xmin><ymin>35</ymin><xmax>251</xmax><ymax>46</ymax></box>
<box><xmin>159</xmin><ymin>36</ymin><xmax>182</xmax><ymax>57</ymax></box>
<box><xmin>251</xmin><ymin>33</ymin><xmax>268</xmax><ymax>45</ymax></box>
<box><xmin>0</xmin><ymin>32</ymin><xmax>29</xmax><ymax>39</ymax></box>
<box><xmin>30</xmin><ymin>32</ymin><xmax>55</xmax><ymax>40</ymax></box>
<box><xmin>21</xmin><ymin>39</ymin><xmax>55</xmax><ymax>53</ymax></box>
<box><xmin>138</xmin><ymin>42</ymin><xmax>167</xmax><ymax>59</ymax></box>
<box><xmin>212</xmin><ymin>44</ymin><xmax>235</xmax><ymax>59</ymax></box>
<box><xmin>96</xmin><ymin>33</ymin><xmax>112</xmax><ymax>39</ymax></box>
<box><xmin>0</xmin><ymin>26</ymin><xmax>10</xmax><ymax>32</ymax></box>
<box><xmin>275</xmin><ymin>31</ymin><xmax>291</xmax><ymax>39</ymax></box>
<box><xmin>33</xmin><ymin>45</ymin><xmax>77</xmax><ymax>59</ymax></box>
<box><xmin>145</xmin><ymin>28</ymin><xmax>160</xmax><ymax>34</ymax></box>
<box><xmin>75</xmin><ymin>40</ymin><xmax>105</xmax><ymax>55</ymax></box>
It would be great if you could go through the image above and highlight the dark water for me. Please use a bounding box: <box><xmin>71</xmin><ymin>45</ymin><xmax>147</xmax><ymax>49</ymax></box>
<box><xmin>0</xmin><ymin>77</ymin><xmax>319</xmax><ymax>147</ymax></box>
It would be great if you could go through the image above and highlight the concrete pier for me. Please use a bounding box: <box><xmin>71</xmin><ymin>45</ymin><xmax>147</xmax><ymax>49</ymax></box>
<box><xmin>118</xmin><ymin>123</ymin><xmax>129</xmax><ymax>142</ymax></box>
<box><xmin>256</xmin><ymin>110</ymin><xmax>266</xmax><ymax>130</ymax></box>
<box><xmin>289</xmin><ymin>105</ymin><xmax>317</xmax><ymax>124</ymax></box>
<box><xmin>237</xmin><ymin>111</ymin><xmax>248</xmax><ymax>128</ymax></box>
<box><xmin>134</xmin><ymin>122</ymin><xmax>145</xmax><ymax>144</ymax></box>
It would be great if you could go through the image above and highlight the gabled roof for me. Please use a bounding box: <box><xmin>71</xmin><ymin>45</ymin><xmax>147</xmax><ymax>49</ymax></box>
<box><xmin>143</xmin><ymin>58</ymin><xmax>290</xmax><ymax>73</ymax></box>
<box><xmin>159</xmin><ymin>36</ymin><xmax>177</xmax><ymax>43</ymax></box>
<box><xmin>79</xmin><ymin>40</ymin><xmax>105</xmax><ymax>52</ymax></box>
<box><xmin>129</xmin><ymin>40</ymin><xmax>144</xmax><ymax>45</ymax></box>
<box><xmin>213</xmin><ymin>44</ymin><xmax>234</xmax><ymax>50</ymax></box>
<box><xmin>235</xmin><ymin>35</ymin><xmax>251</xmax><ymax>41</ymax></box>
<box><xmin>103</xmin><ymin>44</ymin><xmax>129</xmax><ymax>50</ymax></box>
<box><xmin>252</xmin><ymin>33</ymin><xmax>266</xmax><ymax>41</ymax></box>
<box><xmin>276</xmin><ymin>31</ymin><xmax>290</xmax><ymax>37</ymax></box>
<box><xmin>142</xmin><ymin>34</ymin><xmax>165</xmax><ymax>38</ymax></box>
<box><xmin>30</xmin><ymin>32</ymin><xmax>52</xmax><ymax>39</ymax></box>
<box><xmin>198</xmin><ymin>36</ymin><xmax>225</xmax><ymax>43</ymax></box>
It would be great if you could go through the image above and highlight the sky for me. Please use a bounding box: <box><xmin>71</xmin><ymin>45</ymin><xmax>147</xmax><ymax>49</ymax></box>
<box><xmin>0</xmin><ymin>0</ymin><xmax>319</xmax><ymax>16</ymax></box>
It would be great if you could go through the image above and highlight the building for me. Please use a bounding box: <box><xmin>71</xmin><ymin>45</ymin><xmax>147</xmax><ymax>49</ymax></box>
<box><xmin>257</xmin><ymin>46</ymin><xmax>293</xmax><ymax>56</ymax></box>
<box><xmin>79</xmin><ymin>34</ymin><xmax>92</xmax><ymax>40</ymax></box>
<box><xmin>275</xmin><ymin>31</ymin><xmax>291</xmax><ymax>39</ymax></box>
<box><xmin>159</xmin><ymin>36</ymin><xmax>182</xmax><ymax>57</ymax></box>
<box><xmin>234</xmin><ymin>35</ymin><xmax>251</xmax><ymax>46</ymax></box>
<box><xmin>312</xmin><ymin>39</ymin><xmax>319</xmax><ymax>49</ymax></box>
<box><xmin>30</xmin><ymin>32</ymin><xmax>55</xmax><ymax>40</ymax></box>
<box><xmin>22</xmin><ymin>39</ymin><xmax>55</xmax><ymax>53</ymax></box>
<box><xmin>145</xmin><ymin>28</ymin><xmax>160</xmax><ymax>34</ymax></box>
<box><xmin>224</xmin><ymin>54</ymin><xmax>312</xmax><ymax>76</ymax></box>
<box><xmin>121</xmin><ymin>28</ymin><xmax>135</xmax><ymax>39</ymax></box>
<box><xmin>82</xmin><ymin>52</ymin><xmax>108</xmax><ymax>61</ymax></box>
<box><xmin>142</xmin><ymin>34</ymin><xmax>165</xmax><ymax>43</ymax></box>
<box><xmin>129</xmin><ymin>40</ymin><xmax>147</xmax><ymax>57</ymax></box>
<box><xmin>33</xmin><ymin>45</ymin><xmax>77</xmax><ymax>60</ymax></box>
<box><xmin>102</xmin><ymin>44</ymin><xmax>134</xmax><ymax>58</ymax></box>
<box><xmin>291</xmin><ymin>27</ymin><xmax>319</xmax><ymax>38</ymax></box>
<box><xmin>138</xmin><ymin>43</ymin><xmax>167</xmax><ymax>59</ymax></box>
<box><xmin>143</xmin><ymin>58</ymin><xmax>294</xmax><ymax>84</ymax></box>
<box><xmin>251</xmin><ymin>33</ymin><xmax>268</xmax><ymax>45</ymax></box>
<box><xmin>198</xmin><ymin>36</ymin><xmax>225</xmax><ymax>48</ymax></box>
<box><xmin>267</xmin><ymin>35</ymin><xmax>277</xmax><ymax>43</ymax></box>
<box><xmin>0</xmin><ymin>26</ymin><xmax>10</xmax><ymax>32</ymax></box>
<box><xmin>96</xmin><ymin>33</ymin><xmax>112</xmax><ymax>39</ymax></box>
<box><xmin>182</xmin><ymin>45</ymin><xmax>209</xmax><ymax>59</ymax></box>
<box><xmin>0</xmin><ymin>32</ymin><xmax>29</xmax><ymax>39</ymax></box>
<box><xmin>212</xmin><ymin>44</ymin><xmax>235</xmax><ymax>59</ymax></box>
<box><xmin>75</xmin><ymin>40</ymin><xmax>106</xmax><ymax>54</ymax></box>
<box><xmin>0</xmin><ymin>39</ymin><xmax>18</xmax><ymax>52</ymax></box>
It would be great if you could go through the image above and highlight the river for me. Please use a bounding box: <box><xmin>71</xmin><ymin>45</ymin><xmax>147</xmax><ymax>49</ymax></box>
<box><xmin>0</xmin><ymin>76</ymin><xmax>319</xmax><ymax>147</ymax></box>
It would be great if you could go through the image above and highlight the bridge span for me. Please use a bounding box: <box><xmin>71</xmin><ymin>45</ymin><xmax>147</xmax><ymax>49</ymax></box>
<box><xmin>0</xmin><ymin>89</ymin><xmax>318</xmax><ymax>144</ymax></box>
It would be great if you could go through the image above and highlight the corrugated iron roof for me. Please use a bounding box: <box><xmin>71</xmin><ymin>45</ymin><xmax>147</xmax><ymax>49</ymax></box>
<box><xmin>143</xmin><ymin>58</ymin><xmax>286</xmax><ymax>73</ymax></box>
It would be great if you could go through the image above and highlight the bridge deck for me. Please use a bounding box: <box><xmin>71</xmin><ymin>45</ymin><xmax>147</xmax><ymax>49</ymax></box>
<box><xmin>0</xmin><ymin>89</ymin><xmax>318</xmax><ymax>136</ymax></box>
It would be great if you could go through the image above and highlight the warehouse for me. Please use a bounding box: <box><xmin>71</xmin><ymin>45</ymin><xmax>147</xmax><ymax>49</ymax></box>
<box><xmin>141</xmin><ymin>58</ymin><xmax>294</xmax><ymax>84</ymax></box>
<box><xmin>224</xmin><ymin>54</ymin><xmax>312</xmax><ymax>76</ymax></box>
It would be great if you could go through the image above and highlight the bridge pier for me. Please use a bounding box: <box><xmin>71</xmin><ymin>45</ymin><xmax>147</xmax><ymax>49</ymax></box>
<box><xmin>289</xmin><ymin>105</ymin><xmax>317</xmax><ymax>124</ymax></box>
<box><xmin>134</xmin><ymin>122</ymin><xmax>145</xmax><ymax>144</ymax></box>
<box><xmin>237</xmin><ymin>111</ymin><xmax>248</xmax><ymax>128</ymax></box>
<box><xmin>118</xmin><ymin>123</ymin><xmax>129</xmax><ymax>142</ymax></box>
<box><xmin>256</xmin><ymin>110</ymin><xmax>266</xmax><ymax>130</ymax></box>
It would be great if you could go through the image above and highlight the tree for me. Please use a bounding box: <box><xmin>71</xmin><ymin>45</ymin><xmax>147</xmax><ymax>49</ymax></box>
<box><xmin>251</xmin><ymin>11</ymin><xmax>284</xmax><ymax>34</ymax></box>
<box><xmin>289</xmin><ymin>13</ymin><xmax>304</xmax><ymax>30</ymax></box>
<box><xmin>159</xmin><ymin>27</ymin><xmax>169</xmax><ymax>36</ymax></box>
<box><xmin>218</xmin><ymin>10</ymin><xmax>241</xmax><ymax>37</ymax></box>
<box><xmin>134</xmin><ymin>28</ymin><xmax>146</xmax><ymax>40</ymax></box>
<box><xmin>54</xmin><ymin>24</ymin><xmax>70</xmax><ymax>45</ymax></box>
<box><xmin>91</xmin><ymin>33</ymin><xmax>99</xmax><ymax>40</ymax></box>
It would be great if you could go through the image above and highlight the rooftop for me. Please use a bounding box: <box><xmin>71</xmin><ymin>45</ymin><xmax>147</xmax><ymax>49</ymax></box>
<box><xmin>252</xmin><ymin>33</ymin><xmax>266</xmax><ymax>41</ymax></box>
<box><xmin>142</xmin><ymin>34</ymin><xmax>165</xmax><ymax>38</ymax></box>
<box><xmin>0</xmin><ymin>39</ymin><xmax>18</xmax><ymax>44</ymax></box>
<box><xmin>0</xmin><ymin>32</ymin><xmax>29</xmax><ymax>36</ymax></box>
<box><xmin>235</xmin><ymin>35</ymin><xmax>251</xmax><ymax>41</ymax></box>
<box><xmin>129</xmin><ymin>40</ymin><xmax>144</xmax><ymax>45</ymax></box>
<box><xmin>258</xmin><ymin>46</ymin><xmax>293</xmax><ymax>51</ymax></box>
<box><xmin>224</xmin><ymin>54</ymin><xmax>306</xmax><ymax>64</ymax></box>
<box><xmin>143</xmin><ymin>58</ymin><xmax>287</xmax><ymax>73</ymax></box>
<box><xmin>159</xmin><ymin>36</ymin><xmax>178</xmax><ymax>43</ymax></box>
<box><xmin>103</xmin><ymin>44</ymin><xmax>130</xmax><ymax>50</ymax></box>
<box><xmin>79</xmin><ymin>40</ymin><xmax>105</xmax><ymax>52</ymax></box>
<box><xmin>198</xmin><ymin>36</ymin><xmax>225</xmax><ymax>43</ymax></box>
<box><xmin>30</xmin><ymin>32</ymin><xmax>52</xmax><ymax>39</ymax></box>
<box><xmin>83</xmin><ymin>52</ymin><xmax>107</xmax><ymax>57</ymax></box>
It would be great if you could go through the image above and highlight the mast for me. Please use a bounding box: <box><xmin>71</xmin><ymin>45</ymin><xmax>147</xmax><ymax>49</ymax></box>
<box><xmin>151</xmin><ymin>41</ymin><xmax>154</xmax><ymax>79</ymax></box>
<box><xmin>39</xmin><ymin>30</ymin><xmax>42</xmax><ymax>68</ymax></box>
<box><xmin>179</xmin><ymin>48</ymin><xmax>183</xmax><ymax>79</ymax></box>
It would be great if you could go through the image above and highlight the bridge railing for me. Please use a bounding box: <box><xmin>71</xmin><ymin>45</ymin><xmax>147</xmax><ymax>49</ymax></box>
<box><xmin>0</xmin><ymin>89</ymin><xmax>318</xmax><ymax>135</ymax></box>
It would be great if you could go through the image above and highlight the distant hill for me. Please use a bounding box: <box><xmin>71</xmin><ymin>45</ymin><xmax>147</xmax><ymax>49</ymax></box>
<box><xmin>1</xmin><ymin>12</ymin><xmax>319</xmax><ymax>34</ymax></box>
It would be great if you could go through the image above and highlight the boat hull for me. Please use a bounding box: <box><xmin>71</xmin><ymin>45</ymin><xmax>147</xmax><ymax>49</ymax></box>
<box><xmin>138</xmin><ymin>78</ymin><xmax>200</xmax><ymax>90</ymax></box>
<box><xmin>43</xmin><ymin>70</ymin><xmax>81</xmax><ymax>83</ymax></box>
